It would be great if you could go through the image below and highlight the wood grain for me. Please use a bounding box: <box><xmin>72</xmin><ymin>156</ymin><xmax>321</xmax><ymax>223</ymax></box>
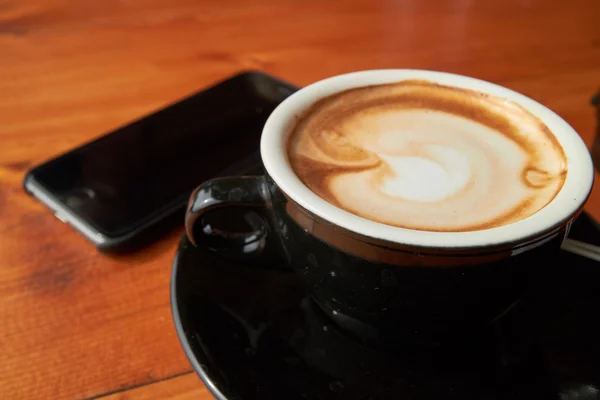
<box><xmin>1</xmin><ymin>0</ymin><xmax>599</xmax><ymax>399</ymax></box>
<box><xmin>97</xmin><ymin>373</ymin><xmax>205</xmax><ymax>400</ymax></box>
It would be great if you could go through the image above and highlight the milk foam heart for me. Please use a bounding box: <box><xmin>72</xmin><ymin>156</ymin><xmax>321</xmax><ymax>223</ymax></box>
<box><xmin>377</xmin><ymin>148</ymin><xmax>471</xmax><ymax>202</ymax></box>
<box><xmin>287</xmin><ymin>80</ymin><xmax>567</xmax><ymax>232</ymax></box>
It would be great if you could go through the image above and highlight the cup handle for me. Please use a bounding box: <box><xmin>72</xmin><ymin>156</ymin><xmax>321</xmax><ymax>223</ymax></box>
<box><xmin>185</xmin><ymin>176</ymin><xmax>270</xmax><ymax>255</ymax></box>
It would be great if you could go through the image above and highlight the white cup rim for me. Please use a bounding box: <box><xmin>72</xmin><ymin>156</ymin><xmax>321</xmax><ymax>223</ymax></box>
<box><xmin>261</xmin><ymin>69</ymin><xmax>594</xmax><ymax>249</ymax></box>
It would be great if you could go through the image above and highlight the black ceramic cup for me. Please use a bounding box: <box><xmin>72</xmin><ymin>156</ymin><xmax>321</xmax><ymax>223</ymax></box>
<box><xmin>185</xmin><ymin>70</ymin><xmax>594</xmax><ymax>345</ymax></box>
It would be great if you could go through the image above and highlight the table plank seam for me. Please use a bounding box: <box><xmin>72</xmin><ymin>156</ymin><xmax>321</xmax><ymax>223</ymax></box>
<box><xmin>81</xmin><ymin>370</ymin><xmax>194</xmax><ymax>400</ymax></box>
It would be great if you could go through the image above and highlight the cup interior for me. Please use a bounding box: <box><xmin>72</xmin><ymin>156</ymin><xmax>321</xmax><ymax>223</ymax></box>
<box><xmin>261</xmin><ymin>69</ymin><xmax>594</xmax><ymax>249</ymax></box>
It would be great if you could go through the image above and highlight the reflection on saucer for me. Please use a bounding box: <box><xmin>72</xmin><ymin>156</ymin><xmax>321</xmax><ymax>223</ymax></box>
<box><xmin>172</xmin><ymin>212</ymin><xmax>600</xmax><ymax>400</ymax></box>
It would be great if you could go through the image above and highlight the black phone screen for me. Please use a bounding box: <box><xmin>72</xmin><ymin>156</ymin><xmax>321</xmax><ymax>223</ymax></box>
<box><xmin>29</xmin><ymin>72</ymin><xmax>298</xmax><ymax>237</ymax></box>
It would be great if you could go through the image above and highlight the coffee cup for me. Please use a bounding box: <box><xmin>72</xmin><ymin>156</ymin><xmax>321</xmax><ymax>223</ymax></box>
<box><xmin>185</xmin><ymin>70</ymin><xmax>594</xmax><ymax>344</ymax></box>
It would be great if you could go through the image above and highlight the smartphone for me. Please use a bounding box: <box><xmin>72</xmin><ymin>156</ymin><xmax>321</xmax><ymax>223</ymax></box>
<box><xmin>24</xmin><ymin>71</ymin><xmax>299</xmax><ymax>252</ymax></box>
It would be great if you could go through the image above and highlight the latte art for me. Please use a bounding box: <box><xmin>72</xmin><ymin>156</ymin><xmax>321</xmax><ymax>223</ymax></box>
<box><xmin>287</xmin><ymin>80</ymin><xmax>567</xmax><ymax>232</ymax></box>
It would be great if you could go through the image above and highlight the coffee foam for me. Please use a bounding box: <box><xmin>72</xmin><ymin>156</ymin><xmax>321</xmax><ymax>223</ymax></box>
<box><xmin>287</xmin><ymin>80</ymin><xmax>567</xmax><ymax>232</ymax></box>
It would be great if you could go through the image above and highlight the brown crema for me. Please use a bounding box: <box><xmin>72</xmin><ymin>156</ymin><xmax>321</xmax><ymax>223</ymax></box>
<box><xmin>287</xmin><ymin>80</ymin><xmax>568</xmax><ymax>232</ymax></box>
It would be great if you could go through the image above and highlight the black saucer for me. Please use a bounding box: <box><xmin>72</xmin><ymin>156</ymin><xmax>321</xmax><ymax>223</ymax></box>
<box><xmin>171</xmin><ymin>209</ymin><xmax>600</xmax><ymax>400</ymax></box>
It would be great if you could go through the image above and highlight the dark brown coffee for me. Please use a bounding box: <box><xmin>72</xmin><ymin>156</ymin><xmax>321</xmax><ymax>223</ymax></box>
<box><xmin>287</xmin><ymin>80</ymin><xmax>567</xmax><ymax>232</ymax></box>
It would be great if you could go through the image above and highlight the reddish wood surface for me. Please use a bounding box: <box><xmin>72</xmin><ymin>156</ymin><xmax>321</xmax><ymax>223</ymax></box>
<box><xmin>101</xmin><ymin>373</ymin><xmax>206</xmax><ymax>400</ymax></box>
<box><xmin>1</xmin><ymin>0</ymin><xmax>599</xmax><ymax>399</ymax></box>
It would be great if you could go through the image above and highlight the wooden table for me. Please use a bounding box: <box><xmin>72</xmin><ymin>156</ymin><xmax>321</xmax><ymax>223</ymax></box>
<box><xmin>1</xmin><ymin>0</ymin><xmax>599</xmax><ymax>398</ymax></box>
